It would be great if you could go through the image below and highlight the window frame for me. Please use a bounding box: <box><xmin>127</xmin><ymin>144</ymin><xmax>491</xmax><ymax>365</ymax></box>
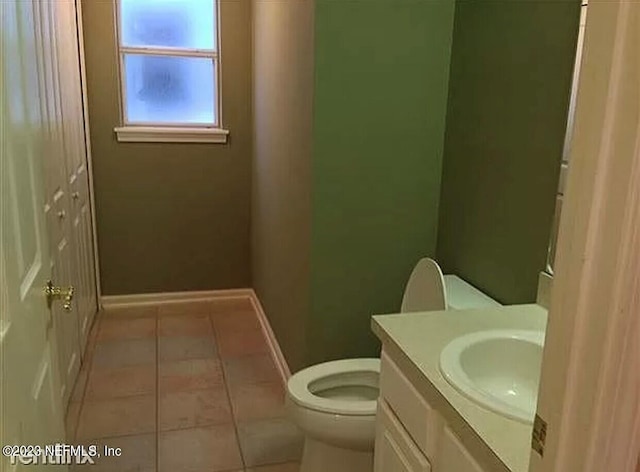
<box><xmin>113</xmin><ymin>0</ymin><xmax>229</xmax><ymax>143</ymax></box>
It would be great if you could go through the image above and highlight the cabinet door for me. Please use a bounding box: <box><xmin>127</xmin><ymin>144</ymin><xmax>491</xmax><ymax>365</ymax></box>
<box><xmin>380</xmin><ymin>351</ymin><xmax>442</xmax><ymax>458</ymax></box>
<box><xmin>438</xmin><ymin>426</ymin><xmax>485</xmax><ymax>472</ymax></box>
<box><xmin>375</xmin><ymin>400</ymin><xmax>431</xmax><ymax>472</ymax></box>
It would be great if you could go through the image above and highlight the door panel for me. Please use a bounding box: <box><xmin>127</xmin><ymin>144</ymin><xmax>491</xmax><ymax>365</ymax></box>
<box><xmin>35</xmin><ymin>0</ymin><xmax>82</xmax><ymax>406</ymax></box>
<box><xmin>1</xmin><ymin>0</ymin><xmax>67</xmax><ymax>469</ymax></box>
<box><xmin>531</xmin><ymin>1</ymin><xmax>640</xmax><ymax>470</ymax></box>
<box><xmin>32</xmin><ymin>0</ymin><xmax>98</xmax><ymax>406</ymax></box>
<box><xmin>375</xmin><ymin>401</ymin><xmax>432</xmax><ymax>472</ymax></box>
<box><xmin>56</xmin><ymin>0</ymin><xmax>98</xmax><ymax>353</ymax></box>
<box><xmin>438</xmin><ymin>426</ymin><xmax>484</xmax><ymax>472</ymax></box>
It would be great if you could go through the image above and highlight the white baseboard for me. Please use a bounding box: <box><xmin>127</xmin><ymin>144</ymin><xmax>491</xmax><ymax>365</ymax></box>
<box><xmin>100</xmin><ymin>288</ymin><xmax>254</xmax><ymax>309</ymax></box>
<box><xmin>249</xmin><ymin>290</ymin><xmax>292</xmax><ymax>386</ymax></box>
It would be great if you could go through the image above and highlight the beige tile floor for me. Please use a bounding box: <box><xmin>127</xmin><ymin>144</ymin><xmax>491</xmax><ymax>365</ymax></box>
<box><xmin>66</xmin><ymin>300</ymin><xmax>302</xmax><ymax>472</ymax></box>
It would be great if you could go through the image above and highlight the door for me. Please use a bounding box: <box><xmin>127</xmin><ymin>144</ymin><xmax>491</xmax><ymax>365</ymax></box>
<box><xmin>530</xmin><ymin>1</ymin><xmax>640</xmax><ymax>471</ymax></box>
<box><xmin>55</xmin><ymin>0</ymin><xmax>98</xmax><ymax>351</ymax></box>
<box><xmin>35</xmin><ymin>0</ymin><xmax>82</xmax><ymax>406</ymax></box>
<box><xmin>35</xmin><ymin>0</ymin><xmax>99</xmax><ymax>406</ymax></box>
<box><xmin>375</xmin><ymin>402</ymin><xmax>432</xmax><ymax>472</ymax></box>
<box><xmin>438</xmin><ymin>427</ymin><xmax>484</xmax><ymax>472</ymax></box>
<box><xmin>1</xmin><ymin>0</ymin><xmax>67</xmax><ymax>469</ymax></box>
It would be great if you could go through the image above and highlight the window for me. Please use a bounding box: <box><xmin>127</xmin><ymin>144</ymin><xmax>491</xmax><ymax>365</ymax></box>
<box><xmin>114</xmin><ymin>0</ymin><xmax>228</xmax><ymax>143</ymax></box>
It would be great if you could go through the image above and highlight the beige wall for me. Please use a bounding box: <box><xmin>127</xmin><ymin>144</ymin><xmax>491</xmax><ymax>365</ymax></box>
<box><xmin>251</xmin><ymin>0</ymin><xmax>315</xmax><ymax>372</ymax></box>
<box><xmin>82</xmin><ymin>0</ymin><xmax>252</xmax><ymax>295</ymax></box>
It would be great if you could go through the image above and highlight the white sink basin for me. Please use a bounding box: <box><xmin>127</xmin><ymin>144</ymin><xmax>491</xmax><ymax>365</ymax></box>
<box><xmin>439</xmin><ymin>329</ymin><xmax>545</xmax><ymax>424</ymax></box>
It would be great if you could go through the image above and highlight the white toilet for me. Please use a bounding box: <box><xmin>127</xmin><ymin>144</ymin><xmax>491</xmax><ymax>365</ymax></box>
<box><xmin>286</xmin><ymin>258</ymin><xmax>501</xmax><ymax>472</ymax></box>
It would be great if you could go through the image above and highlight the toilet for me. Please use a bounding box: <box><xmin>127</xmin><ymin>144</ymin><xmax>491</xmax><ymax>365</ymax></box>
<box><xmin>286</xmin><ymin>258</ymin><xmax>501</xmax><ymax>472</ymax></box>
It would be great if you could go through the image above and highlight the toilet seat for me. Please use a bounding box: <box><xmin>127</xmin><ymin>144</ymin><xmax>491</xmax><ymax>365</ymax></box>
<box><xmin>401</xmin><ymin>257</ymin><xmax>447</xmax><ymax>313</ymax></box>
<box><xmin>287</xmin><ymin>358</ymin><xmax>380</xmax><ymax>416</ymax></box>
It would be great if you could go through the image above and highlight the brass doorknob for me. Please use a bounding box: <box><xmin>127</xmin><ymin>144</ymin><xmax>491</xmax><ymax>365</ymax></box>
<box><xmin>44</xmin><ymin>281</ymin><xmax>75</xmax><ymax>311</ymax></box>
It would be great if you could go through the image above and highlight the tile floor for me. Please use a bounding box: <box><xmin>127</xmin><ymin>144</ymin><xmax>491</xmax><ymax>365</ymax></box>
<box><xmin>66</xmin><ymin>299</ymin><xmax>302</xmax><ymax>472</ymax></box>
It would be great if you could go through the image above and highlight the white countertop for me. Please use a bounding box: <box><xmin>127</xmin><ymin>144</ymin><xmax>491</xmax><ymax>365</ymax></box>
<box><xmin>372</xmin><ymin>304</ymin><xmax>547</xmax><ymax>472</ymax></box>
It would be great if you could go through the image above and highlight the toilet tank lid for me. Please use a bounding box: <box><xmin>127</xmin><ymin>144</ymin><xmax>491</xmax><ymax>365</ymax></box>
<box><xmin>444</xmin><ymin>275</ymin><xmax>502</xmax><ymax>310</ymax></box>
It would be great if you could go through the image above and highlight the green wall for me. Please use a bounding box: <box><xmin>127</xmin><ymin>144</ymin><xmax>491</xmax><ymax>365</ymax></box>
<box><xmin>308</xmin><ymin>0</ymin><xmax>455</xmax><ymax>364</ymax></box>
<box><xmin>253</xmin><ymin>0</ymin><xmax>581</xmax><ymax>369</ymax></box>
<box><xmin>436</xmin><ymin>0</ymin><xmax>581</xmax><ymax>304</ymax></box>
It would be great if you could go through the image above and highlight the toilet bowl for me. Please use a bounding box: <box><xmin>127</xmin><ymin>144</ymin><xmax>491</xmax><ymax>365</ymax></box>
<box><xmin>287</xmin><ymin>359</ymin><xmax>380</xmax><ymax>472</ymax></box>
<box><xmin>286</xmin><ymin>258</ymin><xmax>500</xmax><ymax>472</ymax></box>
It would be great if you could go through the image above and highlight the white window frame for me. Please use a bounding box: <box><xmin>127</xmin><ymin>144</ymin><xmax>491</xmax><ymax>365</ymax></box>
<box><xmin>113</xmin><ymin>0</ymin><xmax>229</xmax><ymax>143</ymax></box>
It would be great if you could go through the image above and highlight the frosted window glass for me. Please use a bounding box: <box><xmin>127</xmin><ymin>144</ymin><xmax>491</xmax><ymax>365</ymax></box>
<box><xmin>123</xmin><ymin>54</ymin><xmax>216</xmax><ymax>125</ymax></box>
<box><xmin>121</xmin><ymin>0</ymin><xmax>217</xmax><ymax>50</ymax></box>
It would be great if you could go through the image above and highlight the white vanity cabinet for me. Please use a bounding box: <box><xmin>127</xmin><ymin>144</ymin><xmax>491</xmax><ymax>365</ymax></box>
<box><xmin>438</xmin><ymin>426</ymin><xmax>485</xmax><ymax>472</ymax></box>
<box><xmin>375</xmin><ymin>400</ymin><xmax>432</xmax><ymax>472</ymax></box>
<box><xmin>375</xmin><ymin>351</ymin><xmax>488</xmax><ymax>472</ymax></box>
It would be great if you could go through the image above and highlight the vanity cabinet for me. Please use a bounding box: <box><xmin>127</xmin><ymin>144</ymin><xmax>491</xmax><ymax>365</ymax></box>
<box><xmin>375</xmin><ymin>351</ymin><xmax>488</xmax><ymax>472</ymax></box>
<box><xmin>439</xmin><ymin>426</ymin><xmax>484</xmax><ymax>472</ymax></box>
<box><xmin>375</xmin><ymin>400</ymin><xmax>432</xmax><ymax>472</ymax></box>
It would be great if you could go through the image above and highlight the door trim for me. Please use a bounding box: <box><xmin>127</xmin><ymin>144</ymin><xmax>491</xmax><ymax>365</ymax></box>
<box><xmin>74</xmin><ymin>0</ymin><xmax>102</xmax><ymax>304</ymax></box>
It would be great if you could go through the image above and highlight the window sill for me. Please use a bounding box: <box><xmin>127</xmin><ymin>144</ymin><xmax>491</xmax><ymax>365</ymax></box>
<box><xmin>114</xmin><ymin>126</ymin><xmax>229</xmax><ymax>144</ymax></box>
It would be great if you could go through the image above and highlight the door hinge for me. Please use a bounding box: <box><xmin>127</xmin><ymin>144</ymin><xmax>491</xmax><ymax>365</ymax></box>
<box><xmin>532</xmin><ymin>414</ymin><xmax>547</xmax><ymax>456</ymax></box>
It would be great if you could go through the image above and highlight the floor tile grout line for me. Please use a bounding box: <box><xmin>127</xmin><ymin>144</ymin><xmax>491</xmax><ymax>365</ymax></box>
<box><xmin>157</xmin><ymin>419</ymin><xmax>238</xmax><ymax>435</ymax></box>
<box><xmin>210</xmin><ymin>309</ymin><xmax>247</xmax><ymax>470</ymax></box>
<box><xmin>76</xmin><ymin>428</ymin><xmax>158</xmax><ymax>443</ymax></box>
<box><xmin>154</xmin><ymin>384</ymin><xmax>227</xmax><ymax>396</ymax></box>
<box><xmin>226</xmin><ymin>379</ymin><xmax>286</xmax><ymax>400</ymax></box>
<box><xmin>79</xmin><ymin>417</ymin><xmax>297</xmax><ymax>447</ymax></box>
<box><xmin>244</xmin><ymin>459</ymin><xmax>300</xmax><ymax>471</ymax></box>
<box><xmin>82</xmin><ymin>390</ymin><xmax>157</xmax><ymax>403</ymax></box>
<box><xmin>218</xmin><ymin>351</ymin><xmax>274</xmax><ymax>362</ymax></box>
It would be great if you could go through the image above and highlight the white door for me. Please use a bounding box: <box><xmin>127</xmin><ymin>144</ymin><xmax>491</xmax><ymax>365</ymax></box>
<box><xmin>55</xmin><ymin>0</ymin><xmax>98</xmax><ymax>352</ymax></box>
<box><xmin>35</xmin><ymin>0</ymin><xmax>99</xmax><ymax>406</ymax></box>
<box><xmin>374</xmin><ymin>402</ymin><xmax>432</xmax><ymax>472</ymax></box>
<box><xmin>35</xmin><ymin>0</ymin><xmax>82</xmax><ymax>407</ymax></box>
<box><xmin>1</xmin><ymin>0</ymin><xmax>67</xmax><ymax>469</ymax></box>
<box><xmin>530</xmin><ymin>1</ymin><xmax>640</xmax><ymax>471</ymax></box>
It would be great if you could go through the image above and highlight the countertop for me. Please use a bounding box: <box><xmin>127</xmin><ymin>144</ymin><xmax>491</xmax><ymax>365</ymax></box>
<box><xmin>372</xmin><ymin>304</ymin><xmax>547</xmax><ymax>472</ymax></box>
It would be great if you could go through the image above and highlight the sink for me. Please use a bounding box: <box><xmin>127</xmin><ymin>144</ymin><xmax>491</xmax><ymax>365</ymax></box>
<box><xmin>439</xmin><ymin>329</ymin><xmax>545</xmax><ymax>424</ymax></box>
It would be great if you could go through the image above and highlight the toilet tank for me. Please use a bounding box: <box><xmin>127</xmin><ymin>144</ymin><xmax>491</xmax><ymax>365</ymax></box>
<box><xmin>443</xmin><ymin>275</ymin><xmax>502</xmax><ymax>310</ymax></box>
